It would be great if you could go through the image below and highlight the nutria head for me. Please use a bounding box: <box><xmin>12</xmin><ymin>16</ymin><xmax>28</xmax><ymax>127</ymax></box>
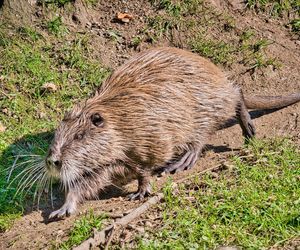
<box><xmin>45</xmin><ymin>100</ymin><xmax>126</xmax><ymax>192</ymax></box>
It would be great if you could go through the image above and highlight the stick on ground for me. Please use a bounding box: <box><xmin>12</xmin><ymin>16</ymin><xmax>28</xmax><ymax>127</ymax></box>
<box><xmin>73</xmin><ymin>193</ymin><xmax>164</xmax><ymax>250</ymax></box>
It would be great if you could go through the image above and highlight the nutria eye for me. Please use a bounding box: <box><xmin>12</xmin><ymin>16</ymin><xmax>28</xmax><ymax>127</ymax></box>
<box><xmin>91</xmin><ymin>113</ymin><xmax>104</xmax><ymax>127</ymax></box>
<box><xmin>74</xmin><ymin>133</ymin><xmax>84</xmax><ymax>140</ymax></box>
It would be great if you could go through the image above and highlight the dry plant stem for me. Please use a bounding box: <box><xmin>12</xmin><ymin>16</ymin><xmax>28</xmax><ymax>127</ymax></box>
<box><xmin>73</xmin><ymin>193</ymin><xmax>164</xmax><ymax>250</ymax></box>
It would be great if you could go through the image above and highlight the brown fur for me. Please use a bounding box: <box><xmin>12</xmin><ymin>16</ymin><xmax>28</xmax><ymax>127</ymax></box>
<box><xmin>45</xmin><ymin>47</ymin><xmax>300</xmax><ymax>218</ymax></box>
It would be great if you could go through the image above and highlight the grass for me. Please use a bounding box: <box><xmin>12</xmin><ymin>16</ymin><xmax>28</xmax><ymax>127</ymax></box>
<box><xmin>133</xmin><ymin>138</ymin><xmax>300</xmax><ymax>249</ymax></box>
<box><xmin>38</xmin><ymin>0</ymin><xmax>74</xmax><ymax>7</ymax></box>
<box><xmin>47</xmin><ymin>16</ymin><xmax>68</xmax><ymax>36</ymax></box>
<box><xmin>57</xmin><ymin>211</ymin><xmax>107</xmax><ymax>249</ymax></box>
<box><xmin>290</xmin><ymin>18</ymin><xmax>300</xmax><ymax>33</ymax></box>
<box><xmin>245</xmin><ymin>0</ymin><xmax>300</xmax><ymax>35</ymax></box>
<box><xmin>0</xmin><ymin>20</ymin><xmax>109</xmax><ymax>231</ymax></box>
<box><xmin>145</xmin><ymin>0</ymin><xmax>279</xmax><ymax>68</ymax></box>
<box><xmin>190</xmin><ymin>35</ymin><xmax>235</xmax><ymax>65</ymax></box>
<box><xmin>189</xmin><ymin>30</ymin><xmax>279</xmax><ymax>68</ymax></box>
<box><xmin>246</xmin><ymin>0</ymin><xmax>300</xmax><ymax>16</ymax></box>
<box><xmin>150</xmin><ymin>0</ymin><xmax>203</xmax><ymax>17</ymax></box>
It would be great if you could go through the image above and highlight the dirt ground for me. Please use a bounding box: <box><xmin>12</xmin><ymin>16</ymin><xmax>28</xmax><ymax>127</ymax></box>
<box><xmin>0</xmin><ymin>0</ymin><xmax>299</xmax><ymax>249</ymax></box>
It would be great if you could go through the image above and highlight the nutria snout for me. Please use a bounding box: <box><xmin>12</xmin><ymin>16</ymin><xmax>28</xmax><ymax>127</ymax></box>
<box><xmin>44</xmin><ymin>47</ymin><xmax>300</xmax><ymax>219</ymax></box>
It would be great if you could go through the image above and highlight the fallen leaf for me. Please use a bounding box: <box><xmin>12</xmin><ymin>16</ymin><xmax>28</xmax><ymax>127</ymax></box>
<box><xmin>0</xmin><ymin>122</ymin><xmax>6</xmax><ymax>133</ymax></box>
<box><xmin>41</xmin><ymin>82</ymin><xmax>57</xmax><ymax>92</ymax></box>
<box><xmin>117</xmin><ymin>12</ymin><xmax>133</xmax><ymax>23</ymax></box>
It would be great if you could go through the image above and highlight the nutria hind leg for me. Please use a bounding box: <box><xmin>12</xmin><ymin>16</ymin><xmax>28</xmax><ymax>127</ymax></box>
<box><xmin>128</xmin><ymin>171</ymin><xmax>151</xmax><ymax>200</ymax></box>
<box><xmin>236</xmin><ymin>98</ymin><xmax>256</xmax><ymax>142</ymax></box>
<box><xmin>163</xmin><ymin>148</ymin><xmax>200</xmax><ymax>174</ymax></box>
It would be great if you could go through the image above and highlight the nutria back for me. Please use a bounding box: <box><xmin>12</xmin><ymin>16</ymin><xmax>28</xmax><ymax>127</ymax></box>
<box><xmin>83</xmin><ymin>47</ymin><xmax>240</xmax><ymax>168</ymax></box>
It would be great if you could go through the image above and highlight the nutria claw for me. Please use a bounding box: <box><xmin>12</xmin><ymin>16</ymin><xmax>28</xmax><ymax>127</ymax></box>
<box><xmin>163</xmin><ymin>149</ymin><xmax>199</xmax><ymax>174</ymax></box>
<box><xmin>49</xmin><ymin>192</ymin><xmax>77</xmax><ymax>220</ymax></box>
<box><xmin>48</xmin><ymin>204</ymin><xmax>75</xmax><ymax>219</ymax></box>
<box><xmin>128</xmin><ymin>185</ymin><xmax>151</xmax><ymax>201</ymax></box>
<box><xmin>49</xmin><ymin>207</ymin><xmax>72</xmax><ymax>220</ymax></box>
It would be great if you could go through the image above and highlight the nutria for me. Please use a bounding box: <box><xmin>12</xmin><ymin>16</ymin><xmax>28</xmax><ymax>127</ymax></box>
<box><xmin>45</xmin><ymin>47</ymin><xmax>300</xmax><ymax>219</ymax></box>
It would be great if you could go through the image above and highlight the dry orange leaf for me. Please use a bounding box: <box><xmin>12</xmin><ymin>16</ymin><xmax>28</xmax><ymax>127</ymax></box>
<box><xmin>117</xmin><ymin>12</ymin><xmax>133</xmax><ymax>23</ymax></box>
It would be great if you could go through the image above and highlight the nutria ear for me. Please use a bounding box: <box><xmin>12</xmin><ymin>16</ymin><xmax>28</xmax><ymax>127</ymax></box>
<box><xmin>91</xmin><ymin>113</ymin><xmax>104</xmax><ymax>127</ymax></box>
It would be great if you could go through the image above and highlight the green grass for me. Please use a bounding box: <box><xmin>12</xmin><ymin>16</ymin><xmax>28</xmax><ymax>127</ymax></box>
<box><xmin>57</xmin><ymin>211</ymin><xmax>107</xmax><ymax>249</ymax></box>
<box><xmin>150</xmin><ymin>0</ymin><xmax>203</xmax><ymax>17</ymax></box>
<box><xmin>246</xmin><ymin>0</ymin><xmax>300</xmax><ymax>16</ymax></box>
<box><xmin>190</xmin><ymin>36</ymin><xmax>235</xmax><ymax>65</ymax></box>
<box><xmin>146</xmin><ymin>0</ymin><xmax>278</xmax><ymax>68</ymax></box>
<box><xmin>39</xmin><ymin>0</ymin><xmax>99</xmax><ymax>7</ymax></box>
<box><xmin>47</xmin><ymin>16</ymin><xmax>68</xmax><ymax>36</ymax></box>
<box><xmin>245</xmin><ymin>0</ymin><xmax>300</xmax><ymax>34</ymax></box>
<box><xmin>189</xmin><ymin>30</ymin><xmax>279</xmax><ymax>68</ymax></box>
<box><xmin>134</xmin><ymin>138</ymin><xmax>300</xmax><ymax>249</ymax></box>
<box><xmin>290</xmin><ymin>18</ymin><xmax>300</xmax><ymax>33</ymax></box>
<box><xmin>0</xmin><ymin>21</ymin><xmax>109</xmax><ymax>231</ymax></box>
<box><xmin>38</xmin><ymin>0</ymin><xmax>74</xmax><ymax>7</ymax></box>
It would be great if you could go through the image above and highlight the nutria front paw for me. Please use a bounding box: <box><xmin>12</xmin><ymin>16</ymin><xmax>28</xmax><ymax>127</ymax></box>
<box><xmin>128</xmin><ymin>185</ymin><xmax>151</xmax><ymax>200</ymax></box>
<box><xmin>49</xmin><ymin>203</ymin><xmax>76</xmax><ymax>219</ymax></box>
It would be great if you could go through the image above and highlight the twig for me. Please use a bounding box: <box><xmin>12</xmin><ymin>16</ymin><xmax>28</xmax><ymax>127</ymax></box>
<box><xmin>104</xmin><ymin>225</ymin><xmax>115</xmax><ymax>250</ymax></box>
<box><xmin>0</xmin><ymin>89</ymin><xmax>12</xmax><ymax>99</ymax></box>
<box><xmin>73</xmin><ymin>193</ymin><xmax>164</xmax><ymax>250</ymax></box>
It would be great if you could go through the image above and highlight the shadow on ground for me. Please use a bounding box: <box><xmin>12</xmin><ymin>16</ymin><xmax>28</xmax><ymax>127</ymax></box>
<box><xmin>0</xmin><ymin>131</ymin><xmax>129</xmax><ymax>224</ymax></box>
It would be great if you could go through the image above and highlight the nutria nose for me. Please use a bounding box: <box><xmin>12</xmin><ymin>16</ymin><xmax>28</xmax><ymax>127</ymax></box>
<box><xmin>46</xmin><ymin>149</ymin><xmax>62</xmax><ymax>169</ymax></box>
<box><xmin>53</xmin><ymin>160</ymin><xmax>61</xmax><ymax>167</ymax></box>
<box><xmin>46</xmin><ymin>156</ymin><xmax>62</xmax><ymax>169</ymax></box>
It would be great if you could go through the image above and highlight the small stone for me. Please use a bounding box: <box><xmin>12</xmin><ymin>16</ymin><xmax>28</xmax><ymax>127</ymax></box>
<box><xmin>1</xmin><ymin>108</ymin><xmax>8</xmax><ymax>114</ymax></box>
<box><xmin>217</xmin><ymin>247</ymin><xmax>240</xmax><ymax>250</ymax></box>
<box><xmin>228</xmin><ymin>0</ymin><xmax>245</xmax><ymax>10</ymax></box>
<box><xmin>136</xmin><ymin>227</ymin><xmax>145</xmax><ymax>233</ymax></box>
<box><xmin>144</xmin><ymin>221</ymin><xmax>152</xmax><ymax>227</ymax></box>
<box><xmin>57</xmin><ymin>230</ymin><xmax>64</xmax><ymax>236</ymax></box>
<box><xmin>127</xmin><ymin>224</ymin><xmax>134</xmax><ymax>229</ymax></box>
<box><xmin>28</xmin><ymin>0</ymin><xmax>37</xmax><ymax>5</ymax></box>
<box><xmin>41</xmin><ymin>82</ymin><xmax>57</xmax><ymax>92</ymax></box>
<box><xmin>210</xmin><ymin>172</ymin><xmax>219</xmax><ymax>179</ymax></box>
<box><xmin>38</xmin><ymin>112</ymin><xmax>47</xmax><ymax>119</ymax></box>
<box><xmin>121</xmin><ymin>18</ymin><xmax>130</xmax><ymax>23</ymax></box>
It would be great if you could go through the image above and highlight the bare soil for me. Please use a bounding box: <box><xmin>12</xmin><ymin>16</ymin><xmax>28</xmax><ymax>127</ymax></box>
<box><xmin>0</xmin><ymin>0</ymin><xmax>299</xmax><ymax>249</ymax></box>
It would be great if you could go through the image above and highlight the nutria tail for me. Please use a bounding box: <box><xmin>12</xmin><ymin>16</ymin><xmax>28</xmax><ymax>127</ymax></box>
<box><xmin>244</xmin><ymin>93</ymin><xmax>300</xmax><ymax>110</ymax></box>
